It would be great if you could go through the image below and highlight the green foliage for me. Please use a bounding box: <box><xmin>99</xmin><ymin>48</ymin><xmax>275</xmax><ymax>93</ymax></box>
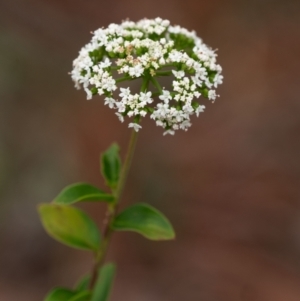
<box><xmin>39</xmin><ymin>138</ymin><xmax>178</xmax><ymax>301</ymax></box>
<box><xmin>91</xmin><ymin>263</ymin><xmax>116</xmax><ymax>301</ymax></box>
<box><xmin>89</xmin><ymin>46</ymin><xmax>104</xmax><ymax>64</ymax></box>
<box><xmin>200</xmin><ymin>87</ymin><xmax>208</xmax><ymax>98</ymax></box>
<box><xmin>101</xmin><ymin>143</ymin><xmax>121</xmax><ymax>189</ymax></box>
<box><xmin>53</xmin><ymin>183</ymin><xmax>114</xmax><ymax>205</ymax></box>
<box><xmin>44</xmin><ymin>287</ymin><xmax>91</xmax><ymax>301</ymax></box>
<box><xmin>38</xmin><ymin>204</ymin><xmax>101</xmax><ymax>251</ymax></box>
<box><xmin>170</xmin><ymin>33</ymin><xmax>196</xmax><ymax>54</ymax></box>
<box><xmin>112</xmin><ymin>203</ymin><xmax>175</xmax><ymax>240</ymax></box>
<box><xmin>76</xmin><ymin>276</ymin><xmax>91</xmax><ymax>292</ymax></box>
<box><xmin>69</xmin><ymin>291</ymin><xmax>92</xmax><ymax>301</ymax></box>
<box><xmin>44</xmin><ymin>287</ymin><xmax>76</xmax><ymax>301</ymax></box>
<box><xmin>75</xmin><ymin>274</ymin><xmax>91</xmax><ymax>292</ymax></box>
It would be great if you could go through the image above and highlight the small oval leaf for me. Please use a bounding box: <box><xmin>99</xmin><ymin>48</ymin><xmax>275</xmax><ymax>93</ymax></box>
<box><xmin>53</xmin><ymin>183</ymin><xmax>114</xmax><ymax>205</ymax></box>
<box><xmin>44</xmin><ymin>287</ymin><xmax>76</xmax><ymax>301</ymax></box>
<box><xmin>91</xmin><ymin>263</ymin><xmax>116</xmax><ymax>301</ymax></box>
<box><xmin>69</xmin><ymin>291</ymin><xmax>92</xmax><ymax>301</ymax></box>
<box><xmin>112</xmin><ymin>203</ymin><xmax>175</xmax><ymax>240</ymax></box>
<box><xmin>38</xmin><ymin>204</ymin><xmax>101</xmax><ymax>251</ymax></box>
<box><xmin>101</xmin><ymin>143</ymin><xmax>121</xmax><ymax>189</ymax></box>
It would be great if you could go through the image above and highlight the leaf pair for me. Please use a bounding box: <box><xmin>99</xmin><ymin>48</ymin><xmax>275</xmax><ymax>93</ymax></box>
<box><xmin>51</xmin><ymin>142</ymin><xmax>122</xmax><ymax>208</ymax></box>
<box><xmin>39</xmin><ymin>202</ymin><xmax>175</xmax><ymax>252</ymax></box>
<box><xmin>38</xmin><ymin>142</ymin><xmax>175</xmax><ymax>250</ymax></box>
<box><xmin>38</xmin><ymin>141</ymin><xmax>121</xmax><ymax>252</ymax></box>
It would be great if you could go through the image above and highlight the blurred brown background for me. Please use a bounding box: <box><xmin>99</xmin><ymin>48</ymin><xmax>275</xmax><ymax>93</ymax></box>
<box><xmin>1</xmin><ymin>0</ymin><xmax>300</xmax><ymax>300</ymax></box>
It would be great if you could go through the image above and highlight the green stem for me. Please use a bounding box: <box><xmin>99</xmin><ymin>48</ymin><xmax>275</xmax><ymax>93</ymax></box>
<box><xmin>150</xmin><ymin>77</ymin><xmax>163</xmax><ymax>94</ymax></box>
<box><xmin>116</xmin><ymin>76</ymin><xmax>130</xmax><ymax>83</ymax></box>
<box><xmin>89</xmin><ymin>78</ymin><xmax>148</xmax><ymax>289</ymax></box>
<box><xmin>113</xmin><ymin>129</ymin><xmax>139</xmax><ymax>203</ymax></box>
<box><xmin>141</xmin><ymin>76</ymin><xmax>150</xmax><ymax>92</ymax></box>
<box><xmin>160</xmin><ymin>63</ymin><xmax>175</xmax><ymax>68</ymax></box>
<box><xmin>156</xmin><ymin>71</ymin><xmax>173</xmax><ymax>76</ymax></box>
<box><xmin>152</xmin><ymin>91</ymin><xmax>161</xmax><ymax>97</ymax></box>
<box><xmin>116</xmin><ymin>76</ymin><xmax>145</xmax><ymax>84</ymax></box>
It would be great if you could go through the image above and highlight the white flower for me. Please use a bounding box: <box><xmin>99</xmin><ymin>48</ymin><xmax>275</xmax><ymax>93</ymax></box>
<box><xmin>115</xmin><ymin>112</ymin><xmax>124</xmax><ymax>122</ymax></box>
<box><xmin>159</xmin><ymin>90</ymin><xmax>172</xmax><ymax>103</ymax></box>
<box><xmin>97</xmin><ymin>88</ymin><xmax>104</xmax><ymax>95</ymax></box>
<box><xmin>84</xmin><ymin>88</ymin><xmax>92</xmax><ymax>100</ymax></box>
<box><xmin>139</xmin><ymin>91</ymin><xmax>153</xmax><ymax>104</ymax></box>
<box><xmin>104</xmin><ymin>97</ymin><xmax>116</xmax><ymax>108</ymax></box>
<box><xmin>208</xmin><ymin>90</ymin><xmax>218</xmax><ymax>101</ymax></box>
<box><xmin>172</xmin><ymin>70</ymin><xmax>185</xmax><ymax>79</ymax></box>
<box><xmin>160</xmin><ymin>38</ymin><xmax>166</xmax><ymax>44</ymax></box>
<box><xmin>163</xmin><ymin>130</ymin><xmax>175</xmax><ymax>136</ymax></box>
<box><xmin>205</xmin><ymin>79</ymin><xmax>213</xmax><ymax>89</ymax></box>
<box><xmin>191</xmin><ymin>76</ymin><xmax>203</xmax><ymax>87</ymax></box>
<box><xmin>99</xmin><ymin>58</ymin><xmax>111</xmax><ymax>69</ymax></box>
<box><xmin>180</xmin><ymin>120</ymin><xmax>192</xmax><ymax>130</ymax></box>
<box><xmin>156</xmin><ymin>103</ymin><xmax>169</xmax><ymax>116</ymax></box>
<box><xmin>186</xmin><ymin>59</ymin><xmax>194</xmax><ymax>67</ymax></box>
<box><xmin>128</xmin><ymin>123</ymin><xmax>142</xmax><ymax>132</ymax></box>
<box><xmin>102</xmin><ymin>77</ymin><xmax>116</xmax><ymax>91</ymax></box>
<box><xmin>116</xmin><ymin>102</ymin><xmax>126</xmax><ymax>112</ymax></box>
<box><xmin>194</xmin><ymin>91</ymin><xmax>201</xmax><ymax>98</ymax></box>
<box><xmin>213</xmin><ymin>74</ymin><xmax>224</xmax><ymax>88</ymax></box>
<box><xmin>194</xmin><ymin>65</ymin><xmax>207</xmax><ymax>79</ymax></box>
<box><xmin>129</xmin><ymin>64</ymin><xmax>144</xmax><ymax>77</ymax></box>
<box><xmin>195</xmin><ymin>105</ymin><xmax>205</xmax><ymax>117</ymax></box>
<box><xmin>183</xmin><ymin>104</ymin><xmax>194</xmax><ymax>114</ymax></box>
<box><xmin>168</xmin><ymin>50</ymin><xmax>182</xmax><ymax>62</ymax></box>
<box><xmin>174</xmin><ymin>94</ymin><xmax>181</xmax><ymax>101</ymax></box>
<box><xmin>119</xmin><ymin>87</ymin><xmax>131</xmax><ymax>99</ymax></box>
<box><xmin>140</xmin><ymin>110</ymin><xmax>147</xmax><ymax>117</ymax></box>
<box><xmin>71</xmin><ymin>18</ymin><xmax>223</xmax><ymax>135</ymax></box>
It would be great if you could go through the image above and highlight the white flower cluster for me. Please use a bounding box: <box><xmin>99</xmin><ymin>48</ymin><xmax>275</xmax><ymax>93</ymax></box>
<box><xmin>71</xmin><ymin>18</ymin><xmax>223</xmax><ymax>135</ymax></box>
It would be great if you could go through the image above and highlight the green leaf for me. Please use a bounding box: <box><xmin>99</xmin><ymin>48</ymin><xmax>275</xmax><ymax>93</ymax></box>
<box><xmin>38</xmin><ymin>204</ymin><xmax>101</xmax><ymax>251</ymax></box>
<box><xmin>69</xmin><ymin>291</ymin><xmax>92</xmax><ymax>301</ymax></box>
<box><xmin>91</xmin><ymin>263</ymin><xmax>116</xmax><ymax>301</ymax></box>
<box><xmin>101</xmin><ymin>143</ymin><xmax>121</xmax><ymax>189</ymax></box>
<box><xmin>112</xmin><ymin>203</ymin><xmax>175</xmax><ymax>240</ymax></box>
<box><xmin>75</xmin><ymin>274</ymin><xmax>91</xmax><ymax>292</ymax></box>
<box><xmin>44</xmin><ymin>287</ymin><xmax>76</xmax><ymax>301</ymax></box>
<box><xmin>53</xmin><ymin>183</ymin><xmax>114</xmax><ymax>205</ymax></box>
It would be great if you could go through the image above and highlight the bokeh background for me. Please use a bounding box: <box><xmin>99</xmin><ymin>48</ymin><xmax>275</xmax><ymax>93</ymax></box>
<box><xmin>1</xmin><ymin>0</ymin><xmax>300</xmax><ymax>300</ymax></box>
